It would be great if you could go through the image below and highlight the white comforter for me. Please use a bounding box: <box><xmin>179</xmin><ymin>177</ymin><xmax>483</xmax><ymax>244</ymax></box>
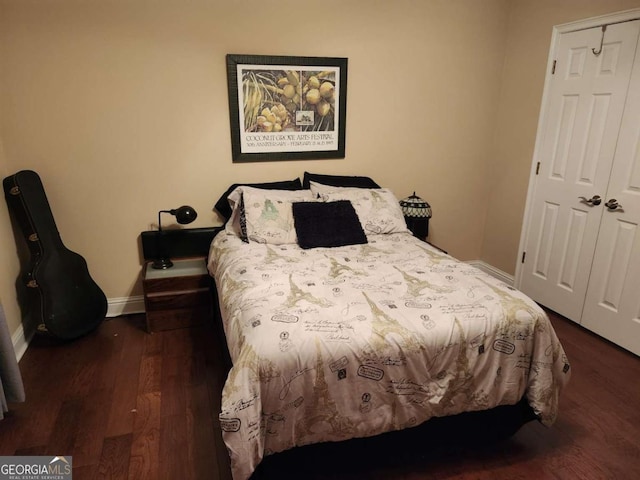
<box><xmin>208</xmin><ymin>232</ymin><xmax>570</xmax><ymax>480</ymax></box>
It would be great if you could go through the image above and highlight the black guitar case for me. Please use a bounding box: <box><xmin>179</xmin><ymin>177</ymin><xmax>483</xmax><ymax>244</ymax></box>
<box><xmin>3</xmin><ymin>170</ymin><xmax>107</xmax><ymax>340</ymax></box>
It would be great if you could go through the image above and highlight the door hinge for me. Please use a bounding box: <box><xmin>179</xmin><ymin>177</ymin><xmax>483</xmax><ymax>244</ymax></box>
<box><xmin>536</xmin><ymin>162</ymin><xmax>541</xmax><ymax>175</ymax></box>
<box><xmin>552</xmin><ymin>60</ymin><xmax>556</xmax><ymax>74</ymax></box>
<box><xmin>521</xmin><ymin>251</ymin><xmax>526</xmax><ymax>263</ymax></box>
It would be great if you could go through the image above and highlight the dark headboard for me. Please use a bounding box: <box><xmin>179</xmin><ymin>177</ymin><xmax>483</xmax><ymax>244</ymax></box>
<box><xmin>140</xmin><ymin>226</ymin><xmax>224</xmax><ymax>260</ymax></box>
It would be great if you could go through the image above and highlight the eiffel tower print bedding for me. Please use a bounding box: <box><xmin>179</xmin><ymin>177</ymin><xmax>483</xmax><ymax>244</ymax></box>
<box><xmin>208</xmin><ymin>231</ymin><xmax>570</xmax><ymax>480</ymax></box>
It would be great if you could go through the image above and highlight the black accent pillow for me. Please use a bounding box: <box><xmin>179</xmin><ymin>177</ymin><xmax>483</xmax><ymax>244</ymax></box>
<box><xmin>214</xmin><ymin>178</ymin><xmax>303</xmax><ymax>220</ymax></box>
<box><xmin>302</xmin><ymin>172</ymin><xmax>380</xmax><ymax>190</ymax></box>
<box><xmin>292</xmin><ymin>200</ymin><xmax>368</xmax><ymax>249</ymax></box>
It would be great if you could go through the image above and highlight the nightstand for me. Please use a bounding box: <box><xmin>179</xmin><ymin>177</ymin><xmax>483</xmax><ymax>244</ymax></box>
<box><xmin>142</xmin><ymin>257</ymin><xmax>213</xmax><ymax>332</ymax></box>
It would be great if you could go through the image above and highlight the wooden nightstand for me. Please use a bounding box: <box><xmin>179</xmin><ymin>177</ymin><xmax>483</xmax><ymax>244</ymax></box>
<box><xmin>142</xmin><ymin>257</ymin><xmax>213</xmax><ymax>333</ymax></box>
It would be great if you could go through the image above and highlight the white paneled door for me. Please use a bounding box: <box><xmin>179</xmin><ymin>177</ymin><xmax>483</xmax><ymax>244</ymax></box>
<box><xmin>581</xmin><ymin>36</ymin><xmax>640</xmax><ymax>355</ymax></box>
<box><xmin>519</xmin><ymin>16</ymin><xmax>640</xmax><ymax>355</ymax></box>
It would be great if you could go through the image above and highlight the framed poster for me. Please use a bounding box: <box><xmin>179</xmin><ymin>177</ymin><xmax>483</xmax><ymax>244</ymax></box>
<box><xmin>226</xmin><ymin>54</ymin><xmax>348</xmax><ymax>163</ymax></box>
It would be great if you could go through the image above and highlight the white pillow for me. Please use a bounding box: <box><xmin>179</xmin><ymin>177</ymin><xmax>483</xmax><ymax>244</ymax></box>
<box><xmin>319</xmin><ymin>186</ymin><xmax>410</xmax><ymax>235</ymax></box>
<box><xmin>309</xmin><ymin>181</ymin><xmax>347</xmax><ymax>196</ymax></box>
<box><xmin>241</xmin><ymin>186</ymin><xmax>315</xmax><ymax>244</ymax></box>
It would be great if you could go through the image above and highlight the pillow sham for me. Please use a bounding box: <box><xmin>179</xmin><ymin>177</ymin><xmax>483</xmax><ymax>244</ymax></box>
<box><xmin>309</xmin><ymin>180</ymin><xmax>379</xmax><ymax>196</ymax></box>
<box><xmin>302</xmin><ymin>172</ymin><xmax>380</xmax><ymax>190</ymax></box>
<box><xmin>223</xmin><ymin>186</ymin><xmax>247</xmax><ymax>240</ymax></box>
<box><xmin>241</xmin><ymin>186</ymin><xmax>315</xmax><ymax>244</ymax></box>
<box><xmin>292</xmin><ymin>200</ymin><xmax>368</xmax><ymax>249</ymax></box>
<box><xmin>320</xmin><ymin>188</ymin><xmax>410</xmax><ymax>235</ymax></box>
<box><xmin>214</xmin><ymin>178</ymin><xmax>303</xmax><ymax>220</ymax></box>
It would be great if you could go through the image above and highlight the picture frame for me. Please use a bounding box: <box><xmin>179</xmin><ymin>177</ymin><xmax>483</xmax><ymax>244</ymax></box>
<box><xmin>226</xmin><ymin>54</ymin><xmax>348</xmax><ymax>163</ymax></box>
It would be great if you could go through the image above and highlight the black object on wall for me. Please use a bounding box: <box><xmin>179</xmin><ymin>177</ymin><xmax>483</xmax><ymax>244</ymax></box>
<box><xmin>3</xmin><ymin>170</ymin><xmax>107</xmax><ymax>340</ymax></box>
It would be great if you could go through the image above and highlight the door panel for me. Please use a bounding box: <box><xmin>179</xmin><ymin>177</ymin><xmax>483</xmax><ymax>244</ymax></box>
<box><xmin>532</xmin><ymin>201</ymin><xmax>559</xmax><ymax>279</ymax></box>
<box><xmin>577</xmin><ymin>93</ymin><xmax>610</xmax><ymax>184</ymax></box>
<box><xmin>519</xmin><ymin>21</ymin><xmax>640</xmax><ymax>322</ymax></box>
<box><xmin>558</xmin><ymin>208</ymin><xmax>588</xmax><ymax>290</ymax></box>
<box><xmin>597</xmin><ymin>39</ymin><xmax>622</xmax><ymax>76</ymax></box>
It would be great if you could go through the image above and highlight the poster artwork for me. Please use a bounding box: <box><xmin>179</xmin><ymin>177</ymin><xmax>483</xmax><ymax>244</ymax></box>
<box><xmin>237</xmin><ymin>65</ymin><xmax>340</xmax><ymax>154</ymax></box>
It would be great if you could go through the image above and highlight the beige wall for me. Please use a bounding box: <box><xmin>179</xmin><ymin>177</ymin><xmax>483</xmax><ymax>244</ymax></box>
<box><xmin>0</xmin><ymin>0</ymin><xmax>510</xmax><ymax>340</ymax></box>
<box><xmin>482</xmin><ymin>0</ymin><xmax>640</xmax><ymax>274</ymax></box>
<box><xmin>0</xmin><ymin>134</ymin><xmax>23</xmax><ymax>336</ymax></box>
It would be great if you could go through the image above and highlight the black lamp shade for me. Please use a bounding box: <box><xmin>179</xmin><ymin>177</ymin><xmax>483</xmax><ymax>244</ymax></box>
<box><xmin>172</xmin><ymin>205</ymin><xmax>197</xmax><ymax>224</ymax></box>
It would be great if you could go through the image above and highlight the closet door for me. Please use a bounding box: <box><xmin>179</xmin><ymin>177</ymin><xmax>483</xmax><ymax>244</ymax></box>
<box><xmin>519</xmin><ymin>20</ymin><xmax>640</xmax><ymax>321</ymax></box>
<box><xmin>581</xmin><ymin>30</ymin><xmax>640</xmax><ymax>356</ymax></box>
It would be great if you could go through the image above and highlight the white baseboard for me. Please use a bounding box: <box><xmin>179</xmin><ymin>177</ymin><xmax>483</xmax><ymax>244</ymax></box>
<box><xmin>465</xmin><ymin>260</ymin><xmax>514</xmax><ymax>286</ymax></box>
<box><xmin>13</xmin><ymin>295</ymin><xmax>146</xmax><ymax>362</ymax></box>
<box><xmin>106</xmin><ymin>295</ymin><xmax>145</xmax><ymax>318</ymax></box>
<box><xmin>12</xmin><ymin>324</ymin><xmax>30</xmax><ymax>362</ymax></box>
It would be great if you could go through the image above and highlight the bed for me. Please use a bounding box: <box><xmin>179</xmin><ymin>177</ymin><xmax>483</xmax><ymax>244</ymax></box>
<box><xmin>208</xmin><ymin>173</ymin><xmax>570</xmax><ymax>480</ymax></box>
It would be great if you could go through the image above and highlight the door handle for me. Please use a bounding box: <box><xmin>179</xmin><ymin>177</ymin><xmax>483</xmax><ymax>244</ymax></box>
<box><xmin>579</xmin><ymin>195</ymin><xmax>602</xmax><ymax>206</ymax></box>
<box><xmin>605</xmin><ymin>199</ymin><xmax>624</xmax><ymax>212</ymax></box>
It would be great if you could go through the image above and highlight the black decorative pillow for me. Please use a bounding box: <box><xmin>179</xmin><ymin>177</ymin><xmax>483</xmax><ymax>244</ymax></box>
<box><xmin>292</xmin><ymin>200</ymin><xmax>368</xmax><ymax>249</ymax></box>
<box><xmin>214</xmin><ymin>178</ymin><xmax>303</xmax><ymax>220</ymax></box>
<box><xmin>302</xmin><ymin>172</ymin><xmax>380</xmax><ymax>190</ymax></box>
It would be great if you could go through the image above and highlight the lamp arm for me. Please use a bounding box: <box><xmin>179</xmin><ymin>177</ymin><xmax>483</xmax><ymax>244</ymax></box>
<box><xmin>157</xmin><ymin>209</ymin><xmax>172</xmax><ymax>232</ymax></box>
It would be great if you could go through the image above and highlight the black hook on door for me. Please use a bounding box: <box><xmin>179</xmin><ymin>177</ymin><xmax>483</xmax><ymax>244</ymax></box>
<box><xmin>592</xmin><ymin>25</ymin><xmax>607</xmax><ymax>56</ymax></box>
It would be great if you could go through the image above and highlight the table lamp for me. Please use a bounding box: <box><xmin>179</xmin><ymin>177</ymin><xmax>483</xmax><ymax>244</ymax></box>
<box><xmin>153</xmin><ymin>205</ymin><xmax>198</xmax><ymax>269</ymax></box>
<box><xmin>399</xmin><ymin>192</ymin><xmax>432</xmax><ymax>239</ymax></box>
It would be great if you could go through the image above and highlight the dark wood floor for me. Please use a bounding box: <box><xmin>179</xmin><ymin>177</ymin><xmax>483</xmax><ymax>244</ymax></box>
<box><xmin>1</xmin><ymin>309</ymin><xmax>639</xmax><ymax>480</ymax></box>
